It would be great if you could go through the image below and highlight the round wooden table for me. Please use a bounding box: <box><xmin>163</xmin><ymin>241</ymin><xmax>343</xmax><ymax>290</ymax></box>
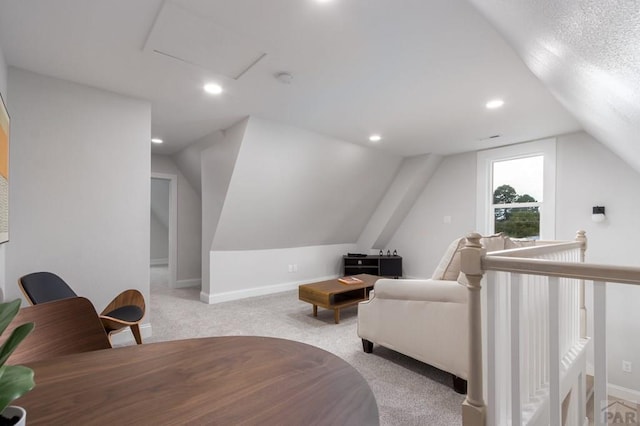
<box><xmin>17</xmin><ymin>336</ymin><xmax>379</xmax><ymax>425</ymax></box>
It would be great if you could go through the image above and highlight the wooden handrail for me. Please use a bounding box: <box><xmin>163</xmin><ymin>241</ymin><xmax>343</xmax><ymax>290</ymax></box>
<box><xmin>483</xmin><ymin>256</ymin><xmax>640</xmax><ymax>285</ymax></box>
<box><xmin>487</xmin><ymin>241</ymin><xmax>582</xmax><ymax>258</ymax></box>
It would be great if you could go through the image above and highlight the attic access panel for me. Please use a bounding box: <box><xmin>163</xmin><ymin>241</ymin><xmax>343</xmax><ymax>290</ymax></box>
<box><xmin>144</xmin><ymin>1</ymin><xmax>266</xmax><ymax>80</ymax></box>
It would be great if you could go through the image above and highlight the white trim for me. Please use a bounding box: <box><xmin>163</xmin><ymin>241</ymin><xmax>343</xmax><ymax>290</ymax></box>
<box><xmin>174</xmin><ymin>278</ymin><xmax>201</xmax><ymax>289</ymax></box>
<box><xmin>109</xmin><ymin>322</ymin><xmax>152</xmax><ymax>346</ymax></box>
<box><xmin>608</xmin><ymin>383</ymin><xmax>640</xmax><ymax>402</ymax></box>
<box><xmin>150</xmin><ymin>258</ymin><xmax>168</xmax><ymax>266</ymax></box>
<box><xmin>476</xmin><ymin>138</ymin><xmax>556</xmax><ymax>239</ymax></box>
<box><xmin>491</xmin><ymin>201</ymin><xmax>541</xmax><ymax>209</ymax></box>
<box><xmin>586</xmin><ymin>363</ymin><xmax>640</xmax><ymax>402</ymax></box>
<box><xmin>151</xmin><ymin>173</ymin><xmax>178</xmax><ymax>289</ymax></box>
<box><xmin>200</xmin><ymin>275</ymin><xmax>339</xmax><ymax>304</ymax></box>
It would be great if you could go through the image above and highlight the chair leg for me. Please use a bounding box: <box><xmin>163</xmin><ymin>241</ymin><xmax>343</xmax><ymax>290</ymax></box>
<box><xmin>452</xmin><ymin>375</ymin><xmax>467</xmax><ymax>394</ymax></box>
<box><xmin>362</xmin><ymin>339</ymin><xmax>373</xmax><ymax>353</ymax></box>
<box><xmin>131</xmin><ymin>324</ymin><xmax>143</xmax><ymax>345</ymax></box>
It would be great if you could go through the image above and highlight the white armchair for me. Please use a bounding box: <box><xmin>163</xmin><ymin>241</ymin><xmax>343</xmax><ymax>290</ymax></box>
<box><xmin>358</xmin><ymin>278</ymin><xmax>468</xmax><ymax>392</ymax></box>
<box><xmin>357</xmin><ymin>233</ymin><xmax>515</xmax><ymax>393</ymax></box>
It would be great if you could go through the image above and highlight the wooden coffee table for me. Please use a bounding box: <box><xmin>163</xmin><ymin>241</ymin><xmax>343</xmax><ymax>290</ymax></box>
<box><xmin>298</xmin><ymin>274</ymin><xmax>380</xmax><ymax>324</ymax></box>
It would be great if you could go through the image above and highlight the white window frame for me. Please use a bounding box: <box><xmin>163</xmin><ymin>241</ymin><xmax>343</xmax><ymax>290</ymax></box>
<box><xmin>476</xmin><ymin>138</ymin><xmax>556</xmax><ymax>239</ymax></box>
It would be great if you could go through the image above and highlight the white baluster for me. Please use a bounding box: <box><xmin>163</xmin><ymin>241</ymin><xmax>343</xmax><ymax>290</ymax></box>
<box><xmin>539</xmin><ymin>282</ymin><xmax>544</xmax><ymax>391</ymax></box>
<box><xmin>594</xmin><ymin>280</ymin><xmax>607</xmax><ymax>426</ymax></box>
<box><xmin>549</xmin><ymin>276</ymin><xmax>561</xmax><ymax>426</ymax></box>
<box><xmin>486</xmin><ymin>271</ymin><xmax>497</xmax><ymax>426</ymax></box>
<box><xmin>576</xmin><ymin>230</ymin><xmax>587</xmax><ymax>339</ymax></box>
<box><xmin>511</xmin><ymin>274</ymin><xmax>522</xmax><ymax>426</ymax></box>
<box><xmin>535</xmin><ymin>277</ymin><xmax>541</xmax><ymax>396</ymax></box>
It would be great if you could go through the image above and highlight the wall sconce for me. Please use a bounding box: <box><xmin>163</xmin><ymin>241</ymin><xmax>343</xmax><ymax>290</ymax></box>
<box><xmin>592</xmin><ymin>206</ymin><xmax>605</xmax><ymax>223</ymax></box>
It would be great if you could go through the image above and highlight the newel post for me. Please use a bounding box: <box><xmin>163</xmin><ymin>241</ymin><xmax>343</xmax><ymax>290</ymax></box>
<box><xmin>461</xmin><ymin>233</ymin><xmax>486</xmax><ymax>426</ymax></box>
<box><xmin>576</xmin><ymin>230</ymin><xmax>587</xmax><ymax>338</ymax></box>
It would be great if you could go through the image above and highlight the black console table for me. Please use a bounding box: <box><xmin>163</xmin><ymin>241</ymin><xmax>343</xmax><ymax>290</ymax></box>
<box><xmin>343</xmin><ymin>255</ymin><xmax>402</xmax><ymax>278</ymax></box>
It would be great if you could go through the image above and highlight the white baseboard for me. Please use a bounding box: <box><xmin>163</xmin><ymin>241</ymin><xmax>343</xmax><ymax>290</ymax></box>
<box><xmin>150</xmin><ymin>258</ymin><xmax>168</xmax><ymax>266</ymax></box>
<box><xmin>608</xmin><ymin>383</ymin><xmax>640</xmax><ymax>402</ymax></box>
<box><xmin>174</xmin><ymin>278</ymin><xmax>201</xmax><ymax>289</ymax></box>
<box><xmin>585</xmin><ymin>364</ymin><xmax>640</xmax><ymax>402</ymax></box>
<box><xmin>200</xmin><ymin>275</ymin><xmax>339</xmax><ymax>304</ymax></box>
<box><xmin>110</xmin><ymin>322</ymin><xmax>152</xmax><ymax>346</ymax></box>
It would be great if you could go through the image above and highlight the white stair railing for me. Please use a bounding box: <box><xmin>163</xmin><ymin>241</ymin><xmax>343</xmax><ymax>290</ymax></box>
<box><xmin>461</xmin><ymin>231</ymin><xmax>640</xmax><ymax>426</ymax></box>
<box><xmin>485</xmin><ymin>239</ymin><xmax>586</xmax><ymax>425</ymax></box>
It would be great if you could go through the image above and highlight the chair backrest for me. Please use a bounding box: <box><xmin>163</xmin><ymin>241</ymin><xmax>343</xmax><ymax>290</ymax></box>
<box><xmin>18</xmin><ymin>272</ymin><xmax>78</xmax><ymax>305</ymax></box>
<box><xmin>1</xmin><ymin>297</ymin><xmax>112</xmax><ymax>364</ymax></box>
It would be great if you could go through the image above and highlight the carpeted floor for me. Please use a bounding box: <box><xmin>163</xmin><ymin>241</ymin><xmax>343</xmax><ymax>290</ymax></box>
<box><xmin>148</xmin><ymin>266</ymin><xmax>463</xmax><ymax>425</ymax></box>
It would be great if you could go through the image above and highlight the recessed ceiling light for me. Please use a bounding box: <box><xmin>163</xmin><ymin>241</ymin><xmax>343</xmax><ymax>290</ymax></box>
<box><xmin>316</xmin><ymin>0</ymin><xmax>334</xmax><ymax>3</ymax></box>
<box><xmin>486</xmin><ymin>99</ymin><xmax>505</xmax><ymax>109</ymax></box>
<box><xmin>204</xmin><ymin>83</ymin><xmax>223</xmax><ymax>95</ymax></box>
<box><xmin>369</xmin><ymin>135</ymin><xmax>382</xmax><ymax>142</ymax></box>
<box><xmin>151</xmin><ymin>138</ymin><xmax>163</xmax><ymax>144</ymax></box>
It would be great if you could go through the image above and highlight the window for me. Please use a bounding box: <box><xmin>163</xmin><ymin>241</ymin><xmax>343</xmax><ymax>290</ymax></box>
<box><xmin>477</xmin><ymin>139</ymin><xmax>556</xmax><ymax>239</ymax></box>
<box><xmin>492</xmin><ymin>155</ymin><xmax>543</xmax><ymax>238</ymax></box>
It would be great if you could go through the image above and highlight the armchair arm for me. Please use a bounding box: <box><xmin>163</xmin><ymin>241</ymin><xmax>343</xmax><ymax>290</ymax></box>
<box><xmin>370</xmin><ymin>279</ymin><xmax>467</xmax><ymax>304</ymax></box>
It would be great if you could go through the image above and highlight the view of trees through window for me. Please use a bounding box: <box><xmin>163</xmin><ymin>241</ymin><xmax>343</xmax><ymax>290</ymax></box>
<box><xmin>492</xmin><ymin>155</ymin><xmax>543</xmax><ymax>239</ymax></box>
<box><xmin>493</xmin><ymin>184</ymin><xmax>540</xmax><ymax>238</ymax></box>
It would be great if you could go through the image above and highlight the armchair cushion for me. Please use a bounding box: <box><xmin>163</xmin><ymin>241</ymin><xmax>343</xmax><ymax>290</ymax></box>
<box><xmin>431</xmin><ymin>233</ymin><xmax>506</xmax><ymax>281</ymax></box>
<box><xmin>505</xmin><ymin>238</ymin><xmax>536</xmax><ymax>249</ymax></box>
<box><xmin>481</xmin><ymin>233</ymin><xmax>507</xmax><ymax>252</ymax></box>
<box><xmin>431</xmin><ymin>237</ymin><xmax>465</xmax><ymax>281</ymax></box>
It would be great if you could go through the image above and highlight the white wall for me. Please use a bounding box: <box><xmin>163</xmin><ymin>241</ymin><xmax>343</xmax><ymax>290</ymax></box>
<box><xmin>6</xmin><ymin>68</ymin><xmax>150</xmax><ymax>317</ymax></box>
<box><xmin>151</xmin><ymin>155</ymin><xmax>201</xmax><ymax>282</ymax></box>
<box><xmin>0</xmin><ymin>41</ymin><xmax>7</xmax><ymax>300</ymax></box>
<box><xmin>386</xmin><ymin>152</ymin><xmax>477</xmax><ymax>278</ymax></box>
<box><xmin>200</xmin><ymin>119</ymin><xmax>246</xmax><ymax>298</ymax></box>
<box><xmin>203</xmin><ymin>117</ymin><xmax>403</xmax><ymax>302</ymax></box>
<box><xmin>388</xmin><ymin>131</ymin><xmax>640</xmax><ymax>392</ymax></box>
<box><xmin>150</xmin><ymin>178</ymin><xmax>169</xmax><ymax>263</ymax></box>
<box><xmin>205</xmin><ymin>243</ymin><xmax>356</xmax><ymax>303</ymax></box>
<box><xmin>150</xmin><ymin>212</ymin><xmax>168</xmax><ymax>261</ymax></box>
<box><xmin>555</xmin><ymin>132</ymin><xmax>640</xmax><ymax>392</ymax></box>
<box><xmin>173</xmin><ymin>130</ymin><xmax>225</xmax><ymax>195</ymax></box>
<box><xmin>357</xmin><ymin>153</ymin><xmax>443</xmax><ymax>253</ymax></box>
<box><xmin>213</xmin><ymin>117</ymin><xmax>403</xmax><ymax>250</ymax></box>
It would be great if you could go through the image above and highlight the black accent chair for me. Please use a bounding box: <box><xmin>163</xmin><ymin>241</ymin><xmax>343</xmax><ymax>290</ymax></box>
<box><xmin>19</xmin><ymin>272</ymin><xmax>146</xmax><ymax>345</ymax></box>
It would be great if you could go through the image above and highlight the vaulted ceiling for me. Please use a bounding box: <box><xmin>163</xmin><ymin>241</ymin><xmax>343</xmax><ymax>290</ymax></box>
<box><xmin>469</xmin><ymin>0</ymin><xmax>640</xmax><ymax>173</ymax></box>
<box><xmin>0</xmin><ymin>0</ymin><xmax>588</xmax><ymax>158</ymax></box>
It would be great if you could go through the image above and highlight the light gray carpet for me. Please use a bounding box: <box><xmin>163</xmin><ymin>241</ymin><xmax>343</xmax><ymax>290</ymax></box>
<box><xmin>148</xmin><ymin>266</ymin><xmax>463</xmax><ymax>425</ymax></box>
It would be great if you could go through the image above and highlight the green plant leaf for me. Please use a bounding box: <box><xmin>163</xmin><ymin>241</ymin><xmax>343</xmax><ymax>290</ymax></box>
<box><xmin>0</xmin><ymin>300</ymin><xmax>37</xmax><ymax>414</ymax></box>
<box><xmin>0</xmin><ymin>323</ymin><xmax>35</xmax><ymax>368</ymax></box>
<box><xmin>0</xmin><ymin>300</ymin><xmax>21</xmax><ymax>338</ymax></box>
<box><xmin>0</xmin><ymin>365</ymin><xmax>35</xmax><ymax>413</ymax></box>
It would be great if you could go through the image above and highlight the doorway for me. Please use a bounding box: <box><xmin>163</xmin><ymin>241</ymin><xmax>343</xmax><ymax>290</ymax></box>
<box><xmin>150</xmin><ymin>173</ymin><xmax>177</xmax><ymax>288</ymax></box>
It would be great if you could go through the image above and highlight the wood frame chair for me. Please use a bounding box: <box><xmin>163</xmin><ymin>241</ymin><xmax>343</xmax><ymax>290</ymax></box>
<box><xmin>0</xmin><ymin>297</ymin><xmax>112</xmax><ymax>364</ymax></box>
<box><xmin>99</xmin><ymin>289</ymin><xmax>146</xmax><ymax>345</ymax></box>
<box><xmin>18</xmin><ymin>272</ymin><xmax>146</xmax><ymax>345</ymax></box>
